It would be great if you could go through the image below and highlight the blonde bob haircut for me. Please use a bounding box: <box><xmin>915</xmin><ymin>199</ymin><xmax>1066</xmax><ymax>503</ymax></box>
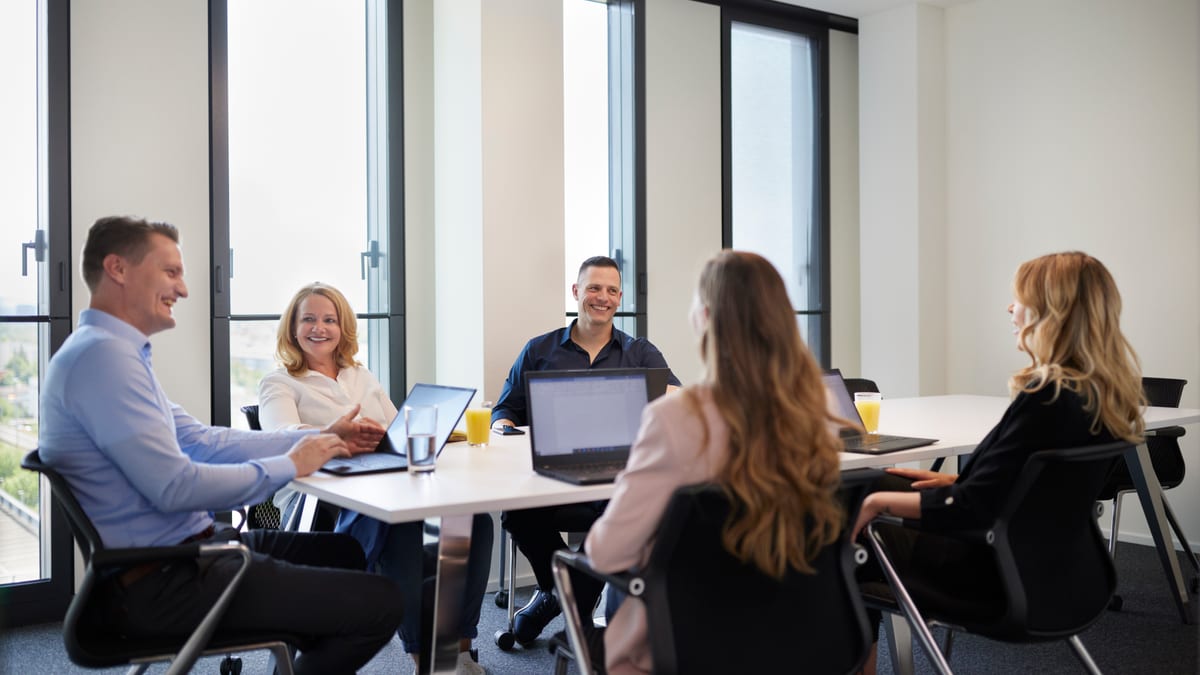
<box><xmin>688</xmin><ymin>250</ymin><xmax>847</xmax><ymax>579</ymax></box>
<box><xmin>275</xmin><ymin>282</ymin><xmax>361</xmax><ymax>376</ymax></box>
<box><xmin>1010</xmin><ymin>251</ymin><xmax>1144</xmax><ymax>442</ymax></box>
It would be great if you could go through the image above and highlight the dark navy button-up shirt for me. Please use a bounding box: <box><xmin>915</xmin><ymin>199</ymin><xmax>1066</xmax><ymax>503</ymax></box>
<box><xmin>491</xmin><ymin>321</ymin><xmax>681</xmax><ymax>426</ymax></box>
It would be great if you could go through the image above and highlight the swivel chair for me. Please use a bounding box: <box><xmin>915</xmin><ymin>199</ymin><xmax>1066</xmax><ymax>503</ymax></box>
<box><xmin>862</xmin><ymin>441</ymin><xmax>1131</xmax><ymax>675</ymax></box>
<box><xmin>550</xmin><ymin>469</ymin><xmax>881</xmax><ymax>675</ymax></box>
<box><xmin>21</xmin><ymin>450</ymin><xmax>301</xmax><ymax>675</ymax></box>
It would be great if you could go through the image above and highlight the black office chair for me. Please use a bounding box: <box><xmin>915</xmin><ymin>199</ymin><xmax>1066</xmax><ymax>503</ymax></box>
<box><xmin>237</xmin><ymin>405</ymin><xmax>283</xmax><ymax>531</ymax></box>
<box><xmin>1096</xmin><ymin>378</ymin><xmax>1198</xmax><ymax>610</ymax></box>
<box><xmin>550</xmin><ymin>470</ymin><xmax>881</xmax><ymax>675</ymax></box>
<box><xmin>240</xmin><ymin>404</ymin><xmax>340</xmax><ymax>532</ymax></box>
<box><xmin>862</xmin><ymin>441</ymin><xmax>1132</xmax><ymax>675</ymax></box>
<box><xmin>842</xmin><ymin>377</ymin><xmax>879</xmax><ymax>397</ymax></box>
<box><xmin>21</xmin><ymin>450</ymin><xmax>301</xmax><ymax>675</ymax></box>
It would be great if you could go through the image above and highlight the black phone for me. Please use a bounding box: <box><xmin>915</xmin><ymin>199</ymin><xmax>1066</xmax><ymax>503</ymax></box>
<box><xmin>497</xmin><ymin>425</ymin><xmax>525</xmax><ymax>436</ymax></box>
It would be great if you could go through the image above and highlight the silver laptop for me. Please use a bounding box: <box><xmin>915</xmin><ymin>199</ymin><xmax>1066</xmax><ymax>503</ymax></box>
<box><xmin>525</xmin><ymin>369</ymin><xmax>652</xmax><ymax>485</ymax></box>
<box><xmin>823</xmin><ymin>369</ymin><xmax>937</xmax><ymax>455</ymax></box>
<box><xmin>320</xmin><ymin>383</ymin><xmax>476</xmax><ymax>476</ymax></box>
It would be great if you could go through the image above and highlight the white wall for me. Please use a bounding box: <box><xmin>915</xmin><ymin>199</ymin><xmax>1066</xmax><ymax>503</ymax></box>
<box><xmin>70</xmin><ymin>0</ymin><xmax>211</xmax><ymax>420</ymax></box>
<box><xmin>859</xmin><ymin>0</ymin><xmax>1199</xmax><ymax>547</ymax></box>
<box><xmin>941</xmin><ymin>0</ymin><xmax>1200</xmax><ymax>547</ymax></box>
<box><xmin>643</xmin><ymin>0</ymin><xmax>723</xmax><ymax>385</ymax></box>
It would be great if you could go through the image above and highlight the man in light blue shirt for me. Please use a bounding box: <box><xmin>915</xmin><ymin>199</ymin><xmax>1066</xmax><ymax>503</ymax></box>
<box><xmin>39</xmin><ymin>216</ymin><xmax>403</xmax><ymax>675</ymax></box>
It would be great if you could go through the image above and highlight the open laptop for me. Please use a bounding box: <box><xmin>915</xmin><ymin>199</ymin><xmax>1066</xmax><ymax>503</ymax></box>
<box><xmin>320</xmin><ymin>383</ymin><xmax>476</xmax><ymax>476</ymax></box>
<box><xmin>525</xmin><ymin>369</ymin><xmax>653</xmax><ymax>485</ymax></box>
<box><xmin>823</xmin><ymin>369</ymin><xmax>937</xmax><ymax>454</ymax></box>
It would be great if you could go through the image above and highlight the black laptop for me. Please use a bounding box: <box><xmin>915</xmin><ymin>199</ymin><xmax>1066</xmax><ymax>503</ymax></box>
<box><xmin>319</xmin><ymin>383</ymin><xmax>476</xmax><ymax>476</ymax></box>
<box><xmin>823</xmin><ymin>369</ymin><xmax>937</xmax><ymax>455</ymax></box>
<box><xmin>525</xmin><ymin>369</ymin><xmax>656</xmax><ymax>485</ymax></box>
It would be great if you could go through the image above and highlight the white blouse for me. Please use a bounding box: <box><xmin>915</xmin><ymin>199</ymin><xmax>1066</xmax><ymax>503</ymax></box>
<box><xmin>258</xmin><ymin>365</ymin><xmax>397</xmax><ymax>432</ymax></box>
<box><xmin>257</xmin><ymin>365</ymin><xmax>397</xmax><ymax>508</ymax></box>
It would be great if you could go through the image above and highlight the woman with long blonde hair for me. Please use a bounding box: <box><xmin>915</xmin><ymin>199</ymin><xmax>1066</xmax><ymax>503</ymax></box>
<box><xmin>851</xmin><ymin>251</ymin><xmax>1144</xmax><ymax>673</ymax></box>
<box><xmin>585</xmin><ymin>250</ymin><xmax>847</xmax><ymax>674</ymax></box>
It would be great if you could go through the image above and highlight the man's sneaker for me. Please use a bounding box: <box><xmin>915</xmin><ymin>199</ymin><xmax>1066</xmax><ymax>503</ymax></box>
<box><xmin>455</xmin><ymin>649</ymin><xmax>486</xmax><ymax>675</ymax></box>
<box><xmin>512</xmin><ymin>589</ymin><xmax>561</xmax><ymax>645</ymax></box>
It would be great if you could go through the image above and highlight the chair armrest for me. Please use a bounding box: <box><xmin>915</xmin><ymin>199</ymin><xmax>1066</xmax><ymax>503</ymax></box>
<box><xmin>90</xmin><ymin>543</ymin><xmax>205</xmax><ymax>572</ymax></box>
<box><xmin>85</xmin><ymin>542</ymin><xmax>254</xmax><ymax>675</ymax></box>
<box><xmin>552</xmin><ymin>550</ymin><xmax>641</xmax><ymax>596</ymax></box>
<box><xmin>551</xmin><ymin>550</ymin><xmax>640</xmax><ymax>675</ymax></box>
<box><xmin>1146</xmin><ymin>426</ymin><xmax>1185</xmax><ymax>439</ymax></box>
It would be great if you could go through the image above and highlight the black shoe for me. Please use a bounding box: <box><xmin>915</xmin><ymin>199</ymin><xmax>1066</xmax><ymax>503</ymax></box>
<box><xmin>513</xmin><ymin>590</ymin><xmax>561</xmax><ymax>645</ymax></box>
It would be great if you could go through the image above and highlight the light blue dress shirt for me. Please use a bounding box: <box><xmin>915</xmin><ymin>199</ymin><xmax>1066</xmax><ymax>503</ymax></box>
<box><xmin>39</xmin><ymin>309</ymin><xmax>307</xmax><ymax>548</ymax></box>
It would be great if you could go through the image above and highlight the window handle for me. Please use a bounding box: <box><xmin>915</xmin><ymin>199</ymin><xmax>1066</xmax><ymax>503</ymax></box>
<box><xmin>360</xmin><ymin>240</ymin><xmax>382</xmax><ymax>279</ymax></box>
<box><xmin>21</xmin><ymin>230</ymin><xmax>47</xmax><ymax>277</ymax></box>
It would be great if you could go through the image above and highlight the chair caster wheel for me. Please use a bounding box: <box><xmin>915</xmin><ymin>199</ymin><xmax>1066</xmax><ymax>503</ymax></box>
<box><xmin>220</xmin><ymin>655</ymin><xmax>243</xmax><ymax>674</ymax></box>
<box><xmin>1108</xmin><ymin>594</ymin><xmax>1123</xmax><ymax>611</ymax></box>
<box><xmin>495</xmin><ymin>590</ymin><xmax>509</xmax><ymax>608</ymax></box>
<box><xmin>495</xmin><ymin>629</ymin><xmax>516</xmax><ymax>651</ymax></box>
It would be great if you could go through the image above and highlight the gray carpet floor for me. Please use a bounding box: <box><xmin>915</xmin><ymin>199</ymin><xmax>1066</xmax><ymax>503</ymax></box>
<box><xmin>0</xmin><ymin>542</ymin><xmax>1196</xmax><ymax>674</ymax></box>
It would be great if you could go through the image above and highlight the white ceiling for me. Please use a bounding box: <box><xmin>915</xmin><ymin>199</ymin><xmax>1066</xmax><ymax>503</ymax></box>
<box><xmin>778</xmin><ymin>0</ymin><xmax>973</xmax><ymax>19</ymax></box>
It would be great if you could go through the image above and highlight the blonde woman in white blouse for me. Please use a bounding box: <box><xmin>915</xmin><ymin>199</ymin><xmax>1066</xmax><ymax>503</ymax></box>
<box><xmin>259</xmin><ymin>283</ymin><xmax>492</xmax><ymax>675</ymax></box>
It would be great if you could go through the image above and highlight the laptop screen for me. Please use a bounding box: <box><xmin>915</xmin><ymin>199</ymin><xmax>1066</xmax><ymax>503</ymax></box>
<box><xmin>380</xmin><ymin>383</ymin><xmax>476</xmax><ymax>456</ymax></box>
<box><xmin>527</xmin><ymin>370</ymin><xmax>649</xmax><ymax>458</ymax></box>
<box><xmin>822</xmin><ymin>370</ymin><xmax>865</xmax><ymax>437</ymax></box>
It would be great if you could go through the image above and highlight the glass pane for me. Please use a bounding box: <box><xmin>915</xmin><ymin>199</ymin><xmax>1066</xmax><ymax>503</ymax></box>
<box><xmin>229</xmin><ymin>318</ymin><xmax>390</xmax><ymax>429</ymax></box>
<box><xmin>0</xmin><ymin>322</ymin><xmax>42</xmax><ymax>584</ymax></box>
<box><xmin>226</xmin><ymin>1</ymin><xmax>372</xmax><ymax>315</ymax></box>
<box><xmin>0</xmin><ymin>1</ymin><xmax>42</xmax><ymax>314</ymax></box>
<box><xmin>729</xmin><ymin>22</ymin><xmax>817</xmax><ymax>312</ymax></box>
<box><xmin>563</xmin><ymin>0</ymin><xmax>611</xmax><ymax>313</ymax></box>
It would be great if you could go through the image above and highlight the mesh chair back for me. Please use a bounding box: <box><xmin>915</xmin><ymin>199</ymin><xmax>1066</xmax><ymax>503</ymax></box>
<box><xmin>642</xmin><ymin>472</ymin><xmax>878</xmax><ymax>675</ymax></box>
<box><xmin>240</xmin><ymin>404</ymin><xmax>262</xmax><ymax>430</ymax></box>
<box><xmin>238</xmin><ymin>404</ymin><xmax>284</xmax><ymax>529</ymax></box>
<box><xmin>991</xmin><ymin>442</ymin><xmax>1128</xmax><ymax>639</ymax></box>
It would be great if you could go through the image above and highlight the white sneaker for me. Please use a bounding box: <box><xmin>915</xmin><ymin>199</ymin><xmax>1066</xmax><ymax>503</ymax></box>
<box><xmin>455</xmin><ymin>650</ymin><xmax>486</xmax><ymax>675</ymax></box>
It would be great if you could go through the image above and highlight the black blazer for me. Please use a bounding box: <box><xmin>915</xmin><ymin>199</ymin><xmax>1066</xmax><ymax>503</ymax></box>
<box><xmin>921</xmin><ymin>385</ymin><xmax>1117</xmax><ymax>532</ymax></box>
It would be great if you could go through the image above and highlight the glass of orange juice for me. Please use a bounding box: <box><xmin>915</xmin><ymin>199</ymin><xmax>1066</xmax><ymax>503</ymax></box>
<box><xmin>465</xmin><ymin>400</ymin><xmax>493</xmax><ymax>447</ymax></box>
<box><xmin>854</xmin><ymin>392</ymin><xmax>882</xmax><ymax>434</ymax></box>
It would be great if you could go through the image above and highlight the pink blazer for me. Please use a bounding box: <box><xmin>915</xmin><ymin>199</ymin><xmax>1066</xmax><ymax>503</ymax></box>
<box><xmin>585</xmin><ymin>386</ymin><xmax>730</xmax><ymax>675</ymax></box>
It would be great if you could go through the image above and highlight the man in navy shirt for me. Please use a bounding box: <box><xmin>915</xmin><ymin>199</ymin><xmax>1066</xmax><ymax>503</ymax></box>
<box><xmin>492</xmin><ymin>256</ymin><xmax>679</xmax><ymax>644</ymax></box>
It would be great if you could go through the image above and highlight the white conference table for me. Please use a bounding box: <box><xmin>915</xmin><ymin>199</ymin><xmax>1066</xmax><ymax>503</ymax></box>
<box><xmin>292</xmin><ymin>395</ymin><xmax>1200</xmax><ymax>671</ymax></box>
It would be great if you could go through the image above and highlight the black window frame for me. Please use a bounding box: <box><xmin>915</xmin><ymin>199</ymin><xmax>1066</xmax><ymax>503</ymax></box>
<box><xmin>0</xmin><ymin>0</ymin><xmax>76</xmax><ymax>628</ymax></box>
<box><xmin>565</xmin><ymin>0</ymin><xmax>647</xmax><ymax>338</ymax></box>
<box><xmin>208</xmin><ymin>0</ymin><xmax>407</xmax><ymax>425</ymax></box>
<box><xmin>717</xmin><ymin>0</ymin><xmax>854</xmax><ymax>368</ymax></box>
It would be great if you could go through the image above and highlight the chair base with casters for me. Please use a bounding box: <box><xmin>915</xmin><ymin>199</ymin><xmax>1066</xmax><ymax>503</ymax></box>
<box><xmin>551</xmin><ymin>471</ymin><xmax>881</xmax><ymax>675</ymax></box>
<box><xmin>862</xmin><ymin>441</ymin><xmax>1132</xmax><ymax>675</ymax></box>
<box><xmin>22</xmin><ymin>450</ymin><xmax>304</xmax><ymax>675</ymax></box>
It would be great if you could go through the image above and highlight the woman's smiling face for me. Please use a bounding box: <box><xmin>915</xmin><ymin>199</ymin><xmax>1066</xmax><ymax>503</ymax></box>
<box><xmin>294</xmin><ymin>293</ymin><xmax>342</xmax><ymax>369</ymax></box>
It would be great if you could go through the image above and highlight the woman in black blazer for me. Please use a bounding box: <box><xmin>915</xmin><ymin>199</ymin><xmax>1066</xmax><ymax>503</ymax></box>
<box><xmin>851</xmin><ymin>251</ymin><xmax>1146</xmax><ymax>674</ymax></box>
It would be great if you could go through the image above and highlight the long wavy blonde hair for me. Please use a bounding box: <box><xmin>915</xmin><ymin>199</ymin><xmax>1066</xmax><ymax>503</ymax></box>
<box><xmin>1010</xmin><ymin>252</ymin><xmax>1144</xmax><ymax>442</ymax></box>
<box><xmin>688</xmin><ymin>250</ymin><xmax>845</xmax><ymax>578</ymax></box>
<box><xmin>275</xmin><ymin>282</ymin><xmax>361</xmax><ymax>376</ymax></box>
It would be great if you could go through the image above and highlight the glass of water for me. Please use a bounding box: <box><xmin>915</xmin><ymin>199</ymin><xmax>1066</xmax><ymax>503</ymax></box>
<box><xmin>405</xmin><ymin>405</ymin><xmax>438</xmax><ymax>473</ymax></box>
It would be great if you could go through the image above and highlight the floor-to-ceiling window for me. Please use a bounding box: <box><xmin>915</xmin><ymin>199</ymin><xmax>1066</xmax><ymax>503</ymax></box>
<box><xmin>722</xmin><ymin>3</ymin><xmax>832</xmax><ymax>365</ymax></box>
<box><xmin>210</xmin><ymin>0</ymin><xmax>405</xmax><ymax>426</ymax></box>
<box><xmin>0</xmin><ymin>0</ymin><xmax>74</xmax><ymax>626</ymax></box>
<box><xmin>563</xmin><ymin>0</ymin><xmax>645</xmax><ymax>337</ymax></box>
